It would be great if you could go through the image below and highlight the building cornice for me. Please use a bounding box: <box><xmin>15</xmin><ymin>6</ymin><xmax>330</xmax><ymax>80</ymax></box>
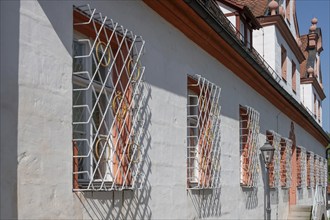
<box><xmin>143</xmin><ymin>0</ymin><xmax>330</xmax><ymax>146</ymax></box>
<box><xmin>257</xmin><ymin>15</ymin><xmax>305</xmax><ymax>63</ymax></box>
<box><xmin>301</xmin><ymin>77</ymin><xmax>326</xmax><ymax>100</ymax></box>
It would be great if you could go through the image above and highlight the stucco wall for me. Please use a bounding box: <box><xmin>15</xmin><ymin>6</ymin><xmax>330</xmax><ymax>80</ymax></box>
<box><xmin>274</xmin><ymin>26</ymin><xmax>301</xmax><ymax>102</ymax></box>
<box><xmin>253</xmin><ymin>24</ymin><xmax>301</xmax><ymax>103</ymax></box>
<box><xmin>301</xmin><ymin>83</ymin><xmax>323</xmax><ymax>125</ymax></box>
<box><xmin>13</xmin><ymin>0</ymin><xmax>327</xmax><ymax>219</ymax></box>
<box><xmin>0</xmin><ymin>1</ymin><xmax>20</xmax><ymax>219</ymax></box>
<box><xmin>17</xmin><ymin>0</ymin><xmax>79</xmax><ymax>219</ymax></box>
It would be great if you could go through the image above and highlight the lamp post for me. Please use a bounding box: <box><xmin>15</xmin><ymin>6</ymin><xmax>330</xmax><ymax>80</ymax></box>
<box><xmin>260</xmin><ymin>140</ymin><xmax>275</xmax><ymax>220</ymax></box>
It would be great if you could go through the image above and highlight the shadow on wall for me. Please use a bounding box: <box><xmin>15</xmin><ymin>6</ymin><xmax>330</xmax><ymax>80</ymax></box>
<box><xmin>0</xmin><ymin>0</ymin><xmax>20</xmax><ymax>219</ymax></box>
<box><xmin>297</xmin><ymin>188</ymin><xmax>304</xmax><ymax>200</ymax></box>
<box><xmin>38</xmin><ymin>0</ymin><xmax>72</xmax><ymax>55</ymax></box>
<box><xmin>188</xmin><ymin>189</ymin><xmax>221</xmax><ymax>218</ymax></box>
<box><xmin>76</xmin><ymin>83</ymin><xmax>152</xmax><ymax>220</ymax></box>
<box><xmin>307</xmin><ymin>188</ymin><xmax>313</xmax><ymax>199</ymax></box>
<box><xmin>242</xmin><ymin>186</ymin><xmax>258</xmax><ymax>210</ymax></box>
<box><xmin>270</xmin><ymin>189</ymin><xmax>279</xmax><ymax>205</ymax></box>
<box><xmin>282</xmin><ymin>189</ymin><xmax>289</xmax><ymax>203</ymax></box>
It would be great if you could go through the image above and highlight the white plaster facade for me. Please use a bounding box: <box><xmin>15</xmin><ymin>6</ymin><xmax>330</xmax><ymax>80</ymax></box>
<box><xmin>0</xmin><ymin>1</ymin><xmax>328</xmax><ymax>220</ymax></box>
<box><xmin>218</xmin><ymin>2</ymin><xmax>236</xmax><ymax>28</ymax></box>
<box><xmin>253</xmin><ymin>25</ymin><xmax>301</xmax><ymax>102</ymax></box>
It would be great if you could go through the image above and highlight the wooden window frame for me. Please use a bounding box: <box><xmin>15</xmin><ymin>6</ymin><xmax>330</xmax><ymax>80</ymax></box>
<box><xmin>314</xmin><ymin>93</ymin><xmax>317</xmax><ymax>118</ymax></box>
<box><xmin>281</xmin><ymin>46</ymin><xmax>287</xmax><ymax>82</ymax></box>
<box><xmin>318</xmin><ymin>100</ymin><xmax>321</xmax><ymax>122</ymax></box>
<box><xmin>292</xmin><ymin>60</ymin><xmax>296</xmax><ymax>93</ymax></box>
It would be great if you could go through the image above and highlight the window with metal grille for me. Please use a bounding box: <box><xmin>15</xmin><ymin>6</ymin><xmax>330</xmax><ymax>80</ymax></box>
<box><xmin>187</xmin><ymin>75</ymin><xmax>222</xmax><ymax>189</ymax></box>
<box><xmin>266</xmin><ymin>130</ymin><xmax>281</xmax><ymax>188</ymax></box>
<box><xmin>307</xmin><ymin>151</ymin><xmax>315</xmax><ymax>188</ymax></box>
<box><xmin>296</xmin><ymin>146</ymin><xmax>306</xmax><ymax>188</ymax></box>
<box><xmin>320</xmin><ymin>157</ymin><xmax>324</xmax><ymax>187</ymax></box>
<box><xmin>72</xmin><ymin>5</ymin><xmax>146</xmax><ymax>191</ymax></box>
<box><xmin>321</xmin><ymin>157</ymin><xmax>327</xmax><ymax>187</ymax></box>
<box><xmin>314</xmin><ymin>155</ymin><xmax>321</xmax><ymax>187</ymax></box>
<box><xmin>280</xmin><ymin>138</ymin><xmax>292</xmax><ymax>188</ymax></box>
<box><xmin>239</xmin><ymin>106</ymin><xmax>260</xmax><ymax>188</ymax></box>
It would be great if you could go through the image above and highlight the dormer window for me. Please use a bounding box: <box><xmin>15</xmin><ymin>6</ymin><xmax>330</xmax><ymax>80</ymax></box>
<box><xmin>237</xmin><ymin>16</ymin><xmax>253</xmax><ymax>48</ymax></box>
<box><xmin>217</xmin><ymin>2</ymin><xmax>260</xmax><ymax>49</ymax></box>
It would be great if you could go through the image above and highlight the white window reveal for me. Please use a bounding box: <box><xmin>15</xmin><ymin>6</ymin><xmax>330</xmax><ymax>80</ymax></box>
<box><xmin>187</xmin><ymin>74</ymin><xmax>222</xmax><ymax>189</ymax></box>
<box><xmin>72</xmin><ymin>4</ymin><xmax>146</xmax><ymax>191</ymax></box>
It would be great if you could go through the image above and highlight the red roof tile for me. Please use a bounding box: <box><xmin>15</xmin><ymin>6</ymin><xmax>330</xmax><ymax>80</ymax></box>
<box><xmin>228</xmin><ymin>0</ymin><xmax>269</xmax><ymax>17</ymax></box>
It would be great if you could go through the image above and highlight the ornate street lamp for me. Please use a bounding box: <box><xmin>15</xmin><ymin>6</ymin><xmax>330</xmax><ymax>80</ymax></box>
<box><xmin>260</xmin><ymin>140</ymin><xmax>275</xmax><ymax>220</ymax></box>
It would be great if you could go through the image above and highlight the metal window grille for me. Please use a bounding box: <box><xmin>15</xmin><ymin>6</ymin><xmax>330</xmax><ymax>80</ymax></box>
<box><xmin>297</xmin><ymin>146</ymin><xmax>306</xmax><ymax>188</ymax></box>
<box><xmin>239</xmin><ymin>106</ymin><xmax>260</xmax><ymax>188</ymax></box>
<box><xmin>280</xmin><ymin>138</ymin><xmax>292</xmax><ymax>188</ymax></box>
<box><xmin>187</xmin><ymin>74</ymin><xmax>222</xmax><ymax>189</ymax></box>
<box><xmin>307</xmin><ymin>151</ymin><xmax>315</xmax><ymax>188</ymax></box>
<box><xmin>321</xmin><ymin>158</ymin><xmax>327</xmax><ymax>187</ymax></box>
<box><xmin>314</xmin><ymin>155</ymin><xmax>321</xmax><ymax>187</ymax></box>
<box><xmin>320</xmin><ymin>157</ymin><xmax>324</xmax><ymax>187</ymax></box>
<box><xmin>266</xmin><ymin>130</ymin><xmax>281</xmax><ymax>188</ymax></box>
<box><xmin>72</xmin><ymin>4</ymin><xmax>146</xmax><ymax>191</ymax></box>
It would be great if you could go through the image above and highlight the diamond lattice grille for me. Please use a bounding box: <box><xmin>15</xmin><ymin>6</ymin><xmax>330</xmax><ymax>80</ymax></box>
<box><xmin>307</xmin><ymin>151</ymin><xmax>315</xmax><ymax>188</ymax></box>
<box><xmin>314</xmin><ymin>155</ymin><xmax>321</xmax><ymax>187</ymax></box>
<box><xmin>72</xmin><ymin>5</ymin><xmax>146</xmax><ymax>191</ymax></box>
<box><xmin>280</xmin><ymin>138</ymin><xmax>292</xmax><ymax>188</ymax></box>
<box><xmin>240</xmin><ymin>106</ymin><xmax>260</xmax><ymax>188</ymax></box>
<box><xmin>267</xmin><ymin>130</ymin><xmax>281</xmax><ymax>188</ymax></box>
<box><xmin>187</xmin><ymin>74</ymin><xmax>222</xmax><ymax>189</ymax></box>
<box><xmin>321</xmin><ymin>157</ymin><xmax>327</xmax><ymax>187</ymax></box>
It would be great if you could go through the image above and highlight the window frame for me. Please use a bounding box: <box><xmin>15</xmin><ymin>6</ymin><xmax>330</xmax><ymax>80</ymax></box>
<box><xmin>292</xmin><ymin>60</ymin><xmax>296</xmax><ymax>93</ymax></box>
<box><xmin>266</xmin><ymin>130</ymin><xmax>281</xmax><ymax>188</ymax></box>
<box><xmin>72</xmin><ymin>5</ymin><xmax>146</xmax><ymax>191</ymax></box>
<box><xmin>281</xmin><ymin>45</ymin><xmax>287</xmax><ymax>82</ymax></box>
<box><xmin>187</xmin><ymin>75</ymin><xmax>222</xmax><ymax>190</ymax></box>
<box><xmin>239</xmin><ymin>105</ymin><xmax>260</xmax><ymax>188</ymax></box>
<box><xmin>280</xmin><ymin>138</ymin><xmax>292</xmax><ymax>188</ymax></box>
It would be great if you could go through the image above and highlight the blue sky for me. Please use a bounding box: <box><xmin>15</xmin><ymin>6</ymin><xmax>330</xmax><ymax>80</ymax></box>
<box><xmin>296</xmin><ymin>0</ymin><xmax>330</xmax><ymax>134</ymax></box>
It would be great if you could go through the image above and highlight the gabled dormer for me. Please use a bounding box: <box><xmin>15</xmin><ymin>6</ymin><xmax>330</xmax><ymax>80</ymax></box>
<box><xmin>299</xmin><ymin>18</ymin><xmax>325</xmax><ymax>125</ymax></box>
<box><xmin>276</xmin><ymin>0</ymin><xmax>300</xmax><ymax>40</ymax></box>
<box><xmin>217</xmin><ymin>0</ymin><xmax>261</xmax><ymax>48</ymax></box>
